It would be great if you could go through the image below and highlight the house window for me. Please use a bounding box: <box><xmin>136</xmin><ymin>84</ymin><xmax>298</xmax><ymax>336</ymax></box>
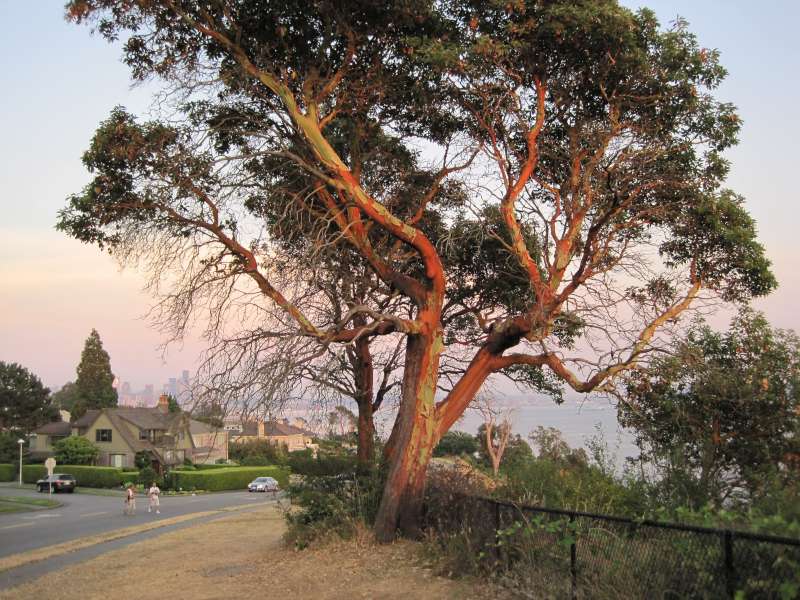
<box><xmin>96</xmin><ymin>429</ymin><xmax>112</xmax><ymax>442</ymax></box>
<box><xmin>139</xmin><ymin>430</ymin><xmax>148</xmax><ymax>441</ymax></box>
<box><xmin>110</xmin><ymin>454</ymin><xmax>125</xmax><ymax>468</ymax></box>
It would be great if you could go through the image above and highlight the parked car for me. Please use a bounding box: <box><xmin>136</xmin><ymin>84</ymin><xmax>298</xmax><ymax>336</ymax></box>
<box><xmin>247</xmin><ymin>476</ymin><xmax>279</xmax><ymax>493</ymax></box>
<box><xmin>36</xmin><ymin>473</ymin><xmax>76</xmax><ymax>493</ymax></box>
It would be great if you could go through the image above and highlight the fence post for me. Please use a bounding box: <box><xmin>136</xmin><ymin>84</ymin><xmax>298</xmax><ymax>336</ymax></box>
<box><xmin>723</xmin><ymin>530</ymin><xmax>735</xmax><ymax>599</ymax></box>
<box><xmin>494</xmin><ymin>501</ymin><xmax>502</xmax><ymax>565</ymax></box>
<box><xmin>570</xmin><ymin>513</ymin><xmax>577</xmax><ymax>600</ymax></box>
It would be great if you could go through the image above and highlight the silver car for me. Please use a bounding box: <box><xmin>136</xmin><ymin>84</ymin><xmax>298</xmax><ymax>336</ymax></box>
<box><xmin>247</xmin><ymin>476</ymin><xmax>279</xmax><ymax>493</ymax></box>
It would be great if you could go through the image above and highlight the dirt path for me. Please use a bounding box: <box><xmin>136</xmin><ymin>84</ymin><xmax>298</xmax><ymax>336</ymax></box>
<box><xmin>0</xmin><ymin>505</ymin><xmax>498</xmax><ymax>600</ymax></box>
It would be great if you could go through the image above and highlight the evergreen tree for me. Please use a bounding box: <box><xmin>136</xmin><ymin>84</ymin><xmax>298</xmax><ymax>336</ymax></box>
<box><xmin>73</xmin><ymin>329</ymin><xmax>118</xmax><ymax>419</ymax></box>
<box><xmin>0</xmin><ymin>362</ymin><xmax>56</xmax><ymax>433</ymax></box>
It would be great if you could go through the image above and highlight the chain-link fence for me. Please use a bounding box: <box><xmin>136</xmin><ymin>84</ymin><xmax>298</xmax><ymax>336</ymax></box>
<box><xmin>424</xmin><ymin>493</ymin><xmax>800</xmax><ymax>599</ymax></box>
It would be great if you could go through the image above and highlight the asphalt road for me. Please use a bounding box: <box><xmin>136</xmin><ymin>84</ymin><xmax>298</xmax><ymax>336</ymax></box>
<box><xmin>0</xmin><ymin>485</ymin><xmax>281</xmax><ymax>558</ymax></box>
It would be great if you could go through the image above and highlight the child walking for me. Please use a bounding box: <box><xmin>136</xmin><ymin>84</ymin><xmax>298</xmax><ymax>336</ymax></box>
<box><xmin>124</xmin><ymin>483</ymin><xmax>136</xmax><ymax>515</ymax></box>
<box><xmin>148</xmin><ymin>481</ymin><xmax>161</xmax><ymax>514</ymax></box>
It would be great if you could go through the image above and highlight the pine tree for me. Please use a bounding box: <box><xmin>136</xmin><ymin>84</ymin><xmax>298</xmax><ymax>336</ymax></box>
<box><xmin>73</xmin><ymin>329</ymin><xmax>117</xmax><ymax>419</ymax></box>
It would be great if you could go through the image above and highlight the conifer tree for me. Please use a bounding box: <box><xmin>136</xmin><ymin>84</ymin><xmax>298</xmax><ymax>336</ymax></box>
<box><xmin>72</xmin><ymin>329</ymin><xmax>118</xmax><ymax>419</ymax></box>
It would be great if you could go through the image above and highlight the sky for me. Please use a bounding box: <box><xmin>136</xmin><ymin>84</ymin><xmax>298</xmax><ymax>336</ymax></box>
<box><xmin>1</xmin><ymin>1</ymin><xmax>799</xmax><ymax>396</ymax></box>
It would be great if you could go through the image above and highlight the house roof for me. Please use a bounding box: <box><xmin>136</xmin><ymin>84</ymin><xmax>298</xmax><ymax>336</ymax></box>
<box><xmin>34</xmin><ymin>421</ymin><xmax>72</xmax><ymax>436</ymax></box>
<box><xmin>229</xmin><ymin>421</ymin><xmax>259</xmax><ymax>438</ymax></box>
<box><xmin>189</xmin><ymin>419</ymin><xmax>224</xmax><ymax>435</ymax></box>
<box><xmin>263</xmin><ymin>421</ymin><xmax>316</xmax><ymax>437</ymax></box>
<box><xmin>72</xmin><ymin>410</ymin><xmax>101</xmax><ymax>428</ymax></box>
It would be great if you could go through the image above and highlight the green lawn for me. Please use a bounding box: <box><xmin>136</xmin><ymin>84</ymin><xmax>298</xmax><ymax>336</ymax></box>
<box><xmin>0</xmin><ymin>495</ymin><xmax>61</xmax><ymax>513</ymax></box>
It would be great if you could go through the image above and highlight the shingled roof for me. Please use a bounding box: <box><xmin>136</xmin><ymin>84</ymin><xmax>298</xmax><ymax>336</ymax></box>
<box><xmin>263</xmin><ymin>421</ymin><xmax>316</xmax><ymax>437</ymax></box>
<box><xmin>34</xmin><ymin>421</ymin><xmax>72</xmax><ymax>436</ymax></box>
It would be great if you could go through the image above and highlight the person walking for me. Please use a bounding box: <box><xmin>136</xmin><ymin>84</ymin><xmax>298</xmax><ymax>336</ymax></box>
<box><xmin>148</xmin><ymin>481</ymin><xmax>161</xmax><ymax>514</ymax></box>
<box><xmin>124</xmin><ymin>483</ymin><xmax>136</xmax><ymax>516</ymax></box>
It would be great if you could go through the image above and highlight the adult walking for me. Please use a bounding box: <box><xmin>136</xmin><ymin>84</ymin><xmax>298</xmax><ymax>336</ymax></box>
<box><xmin>148</xmin><ymin>482</ymin><xmax>161</xmax><ymax>514</ymax></box>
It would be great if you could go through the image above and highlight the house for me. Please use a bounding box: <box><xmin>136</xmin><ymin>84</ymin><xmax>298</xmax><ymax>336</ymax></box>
<box><xmin>190</xmin><ymin>419</ymin><xmax>229</xmax><ymax>464</ymax></box>
<box><xmin>31</xmin><ymin>395</ymin><xmax>195</xmax><ymax>471</ymax></box>
<box><xmin>227</xmin><ymin>418</ymin><xmax>317</xmax><ymax>453</ymax></box>
<box><xmin>263</xmin><ymin>420</ymin><xmax>317</xmax><ymax>452</ymax></box>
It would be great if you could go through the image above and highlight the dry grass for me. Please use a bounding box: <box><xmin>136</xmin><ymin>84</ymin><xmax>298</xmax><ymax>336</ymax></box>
<box><xmin>0</xmin><ymin>503</ymin><xmax>258</xmax><ymax>574</ymax></box>
<box><xmin>1</xmin><ymin>506</ymin><xmax>504</xmax><ymax>600</ymax></box>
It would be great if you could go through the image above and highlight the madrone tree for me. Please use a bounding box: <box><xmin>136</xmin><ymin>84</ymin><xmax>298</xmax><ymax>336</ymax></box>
<box><xmin>60</xmin><ymin>0</ymin><xmax>774</xmax><ymax>540</ymax></box>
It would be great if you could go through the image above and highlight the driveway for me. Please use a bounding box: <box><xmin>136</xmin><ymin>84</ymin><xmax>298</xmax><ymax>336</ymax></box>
<box><xmin>0</xmin><ymin>485</ymin><xmax>280</xmax><ymax>558</ymax></box>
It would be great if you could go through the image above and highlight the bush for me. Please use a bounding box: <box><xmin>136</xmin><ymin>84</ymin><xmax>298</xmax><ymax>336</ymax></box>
<box><xmin>137</xmin><ymin>466</ymin><xmax>158</xmax><ymax>487</ymax></box>
<box><xmin>283</xmin><ymin>468</ymin><xmax>384</xmax><ymax>549</ymax></box>
<box><xmin>22</xmin><ymin>465</ymin><xmax>134</xmax><ymax>488</ymax></box>
<box><xmin>52</xmin><ymin>436</ymin><xmax>100</xmax><ymax>465</ymax></box>
<box><xmin>285</xmin><ymin>453</ymin><xmax>359</xmax><ymax>477</ymax></box>
<box><xmin>167</xmin><ymin>466</ymin><xmax>290</xmax><ymax>491</ymax></box>
<box><xmin>229</xmin><ymin>439</ymin><xmax>288</xmax><ymax>465</ymax></box>
<box><xmin>197</xmin><ymin>463</ymin><xmax>229</xmax><ymax>470</ymax></box>
<box><xmin>0</xmin><ymin>464</ymin><xmax>15</xmax><ymax>481</ymax></box>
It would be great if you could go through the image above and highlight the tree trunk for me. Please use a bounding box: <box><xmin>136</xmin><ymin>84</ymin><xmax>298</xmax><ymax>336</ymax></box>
<box><xmin>374</xmin><ymin>332</ymin><xmax>442</xmax><ymax>542</ymax></box>
<box><xmin>351</xmin><ymin>321</ymin><xmax>376</xmax><ymax>466</ymax></box>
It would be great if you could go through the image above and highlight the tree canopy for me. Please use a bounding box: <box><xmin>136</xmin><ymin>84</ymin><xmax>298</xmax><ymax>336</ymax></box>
<box><xmin>60</xmin><ymin>0</ymin><xmax>774</xmax><ymax>539</ymax></box>
<box><xmin>73</xmin><ymin>329</ymin><xmax>118</xmax><ymax>419</ymax></box>
<box><xmin>0</xmin><ymin>362</ymin><xmax>56</xmax><ymax>434</ymax></box>
<box><xmin>620</xmin><ymin>310</ymin><xmax>800</xmax><ymax>508</ymax></box>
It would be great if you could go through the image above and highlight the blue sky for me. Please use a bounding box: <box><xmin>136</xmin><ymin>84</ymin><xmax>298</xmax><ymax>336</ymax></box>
<box><xmin>1</xmin><ymin>1</ymin><xmax>798</xmax><ymax>391</ymax></box>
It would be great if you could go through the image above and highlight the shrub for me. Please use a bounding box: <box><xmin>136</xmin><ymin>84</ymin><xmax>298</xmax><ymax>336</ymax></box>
<box><xmin>22</xmin><ymin>464</ymin><xmax>133</xmax><ymax>488</ymax></box>
<box><xmin>285</xmin><ymin>453</ymin><xmax>359</xmax><ymax>477</ymax></box>
<box><xmin>167</xmin><ymin>466</ymin><xmax>290</xmax><ymax>491</ymax></box>
<box><xmin>283</xmin><ymin>468</ymin><xmax>384</xmax><ymax>549</ymax></box>
<box><xmin>197</xmin><ymin>463</ymin><xmax>229</xmax><ymax>470</ymax></box>
<box><xmin>434</xmin><ymin>431</ymin><xmax>479</xmax><ymax>457</ymax></box>
<box><xmin>229</xmin><ymin>439</ymin><xmax>288</xmax><ymax>465</ymax></box>
<box><xmin>52</xmin><ymin>436</ymin><xmax>100</xmax><ymax>465</ymax></box>
<box><xmin>137</xmin><ymin>466</ymin><xmax>158</xmax><ymax>486</ymax></box>
<box><xmin>0</xmin><ymin>464</ymin><xmax>15</xmax><ymax>481</ymax></box>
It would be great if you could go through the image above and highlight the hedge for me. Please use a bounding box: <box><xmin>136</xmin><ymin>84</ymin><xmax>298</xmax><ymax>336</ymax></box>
<box><xmin>194</xmin><ymin>463</ymin><xmax>231</xmax><ymax>470</ymax></box>
<box><xmin>0</xmin><ymin>464</ymin><xmax>15</xmax><ymax>482</ymax></box>
<box><xmin>169</xmin><ymin>466</ymin><xmax>290</xmax><ymax>491</ymax></box>
<box><xmin>22</xmin><ymin>465</ymin><xmax>136</xmax><ymax>488</ymax></box>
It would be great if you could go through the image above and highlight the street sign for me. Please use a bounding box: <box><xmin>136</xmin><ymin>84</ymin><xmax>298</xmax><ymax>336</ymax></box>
<box><xmin>45</xmin><ymin>457</ymin><xmax>56</xmax><ymax>476</ymax></box>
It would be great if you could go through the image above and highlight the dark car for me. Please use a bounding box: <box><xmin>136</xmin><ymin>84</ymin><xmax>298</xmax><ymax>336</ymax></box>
<box><xmin>36</xmin><ymin>473</ymin><xmax>76</xmax><ymax>493</ymax></box>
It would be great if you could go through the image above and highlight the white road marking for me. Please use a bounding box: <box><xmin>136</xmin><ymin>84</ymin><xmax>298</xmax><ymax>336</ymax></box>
<box><xmin>0</xmin><ymin>522</ymin><xmax>34</xmax><ymax>530</ymax></box>
<box><xmin>79</xmin><ymin>511</ymin><xmax>110</xmax><ymax>518</ymax></box>
<box><xmin>21</xmin><ymin>513</ymin><xmax>62</xmax><ymax>520</ymax></box>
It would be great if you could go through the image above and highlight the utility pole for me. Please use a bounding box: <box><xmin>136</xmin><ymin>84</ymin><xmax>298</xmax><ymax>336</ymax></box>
<box><xmin>17</xmin><ymin>438</ymin><xmax>24</xmax><ymax>486</ymax></box>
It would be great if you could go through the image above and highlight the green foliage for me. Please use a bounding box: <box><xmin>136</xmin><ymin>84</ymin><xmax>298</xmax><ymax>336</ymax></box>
<box><xmin>0</xmin><ymin>362</ymin><xmax>56</xmax><ymax>433</ymax></box>
<box><xmin>167</xmin><ymin>466</ymin><xmax>290</xmax><ymax>491</ymax></box>
<box><xmin>137</xmin><ymin>466</ymin><xmax>158</xmax><ymax>486</ymax></box>
<box><xmin>284</xmin><ymin>469</ymin><xmax>384</xmax><ymax>550</ymax></box>
<box><xmin>286</xmin><ymin>452</ymin><xmax>360</xmax><ymax>477</ymax></box>
<box><xmin>72</xmin><ymin>329</ymin><xmax>117</xmax><ymax>418</ymax></box>
<box><xmin>22</xmin><ymin>464</ymin><xmax>132</xmax><ymax>488</ymax></box>
<box><xmin>620</xmin><ymin>309</ymin><xmax>800</xmax><ymax>509</ymax></box>
<box><xmin>53</xmin><ymin>436</ymin><xmax>100</xmax><ymax>465</ymax></box>
<box><xmin>52</xmin><ymin>381</ymin><xmax>81</xmax><ymax>414</ymax></box>
<box><xmin>0</xmin><ymin>433</ymin><xmax>27</xmax><ymax>464</ymax></box>
<box><xmin>134</xmin><ymin>450</ymin><xmax>152</xmax><ymax>469</ymax></box>
<box><xmin>434</xmin><ymin>430</ymin><xmax>479</xmax><ymax>457</ymax></box>
<box><xmin>167</xmin><ymin>395</ymin><xmax>180</xmax><ymax>413</ymax></box>
<box><xmin>229</xmin><ymin>439</ymin><xmax>288</xmax><ymax>466</ymax></box>
<box><xmin>0</xmin><ymin>464</ymin><xmax>15</xmax><ymax>482</ymax></box>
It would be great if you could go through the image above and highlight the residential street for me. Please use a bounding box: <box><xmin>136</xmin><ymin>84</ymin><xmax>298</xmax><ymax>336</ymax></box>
<box><xmin>0</xmin><ymin>485</ymin><xmax>281</xmax><ymax>558</ymax></box>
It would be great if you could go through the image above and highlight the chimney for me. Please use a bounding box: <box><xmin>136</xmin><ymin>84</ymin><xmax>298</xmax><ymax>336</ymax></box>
<box><xmin>158</xmin><ymin>394</ymin><xmax>169</xmax><ymax>414</ymax></box>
